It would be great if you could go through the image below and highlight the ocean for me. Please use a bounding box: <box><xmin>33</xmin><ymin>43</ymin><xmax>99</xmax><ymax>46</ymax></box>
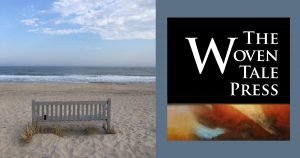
<box><xmin>0</xmin><ymin>67</ymin><xmax>155</xmax><ymax>83</ymax></box>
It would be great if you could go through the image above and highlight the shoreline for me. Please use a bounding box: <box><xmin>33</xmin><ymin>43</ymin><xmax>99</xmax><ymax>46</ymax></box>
<box><xmin>0</xmin><ymin>82</ymin><xmax>155</xmax><ymax>84</ymax></box>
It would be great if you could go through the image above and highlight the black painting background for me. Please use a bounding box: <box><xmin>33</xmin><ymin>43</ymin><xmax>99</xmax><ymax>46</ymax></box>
<box><xmin>167</xmin><ymin>18</ymin><xmax>290</xmax><ymax>103</ymax></box>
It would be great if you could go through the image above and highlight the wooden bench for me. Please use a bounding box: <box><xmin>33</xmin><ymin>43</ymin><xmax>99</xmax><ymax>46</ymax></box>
<box><xmin>32</xmin><ymin>98</ymin><xmax>111</xmax><ymax>130</ymax></box>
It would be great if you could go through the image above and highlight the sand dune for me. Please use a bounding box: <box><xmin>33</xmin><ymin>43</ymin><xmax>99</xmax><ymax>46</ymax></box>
<box><xmin>0</xmin><ymin>83</ymin><xmax>155</xmax><ymax>158</ymax></box>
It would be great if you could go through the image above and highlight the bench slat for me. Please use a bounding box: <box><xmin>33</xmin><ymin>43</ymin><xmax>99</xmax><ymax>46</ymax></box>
<box><xmin>50</xmin><ymin>104</ymin><xmax>53</xmax><ymax>121</ymax></box>
<box><xmin>69</xmin><ymin>104</ymin><xmax>72</xmax><ymax>121</ymax></box>
<box><xmin>105</xmin><ymin>104</ymin><xmax>108</xmax><ymax>119</ymax></box>
<box><xmin>55</xmin><ymin>104</ymin><xmax>58</xmax><ymax>121</ymax></box>
<box><xmin>77</xmin><ymin>104</ymin><xmax>80</xmax><ymax>121</ymax></box>
<box><xmin>85</xmin><ymin>104</ymin><xmax>89</xmax><ymax>120</ymax></box>
<box><xmin>101</xmin><ymin>104</ymin><xmax>104</xmax><ymax>119</ymax></box>
<box><xmin>99</xmin><ymin>104</ymin><xmax>103</xmax><ymax>120</ymax></box>
<box><xmin>99</xmin><ymin>104</ymin><xmax>102</xmax><ymax>120</ymax></box>
<box><xmin>102</xmin><ymin>104</ymin><xmax>105</xmax><ymax>119</ymax></box>
<box><xmin>72</xmin><ymin>104</ymin><xmax>75</xmax><ymax>121</ymax></box>
<box><xmin>59</xmin><ymin>104</ymin><xmax>62</xmax><ymax>121</ymax></box>
<box><xmin>105</xmin><ymin>104</ymin><xmax>107</xmax><ymax>119</ymax></box>
<box><xmin>46</xmin><ymin>104</ymin><xmax>48</xmax><ymax>121</ymax></box>
<box><xmin>37</xmin><ymin>104</ymin><xmax>40</xmax><ymax>121</ymax></box>
<box><xmin>64</xmin><ymin>104</ymin><xmax>66</xmax><ymax>120</ymax></box>
<box><xmin>42</xmin><ymin>104</ymin><xmax>44</xmax><ymax>120</ymax></box>
<box><xmin>68</xmin><ymin>104</ymin><xmax>71</xmax><ymax>121</ymax></box>
<box><xmin>89</xmin><ymin>104</ymin><xmax>92</xmax><ymax>120</ymax></box>
<box><xmin>94</xmin><ymin>104</ymin><xmax>97</xmax><ymax>120</ymax></box>
<box><xmin>81</xmin><ymin>103</ymin><xmax>84</xmax><ymax>120</ymax></box>
<box><xmin>67</xmin><ymin>104</ymin><xmax>69</xmax><ymax>120</ymax></box>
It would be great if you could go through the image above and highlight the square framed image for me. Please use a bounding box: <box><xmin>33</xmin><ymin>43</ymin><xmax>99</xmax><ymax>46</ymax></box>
<box><xmin>0</xmin><ymin>0</ymin><xmax>155</xmax><ymax>157</ymax></box>
<box><xmin>167</xmin><ymin>18</ymin><xmax>290</xmax><ymax>141</ymax></box>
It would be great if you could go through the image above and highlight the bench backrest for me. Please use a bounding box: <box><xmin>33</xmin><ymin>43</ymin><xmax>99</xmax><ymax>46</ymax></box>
<box><xmin>32</xmin><ymin>99</ymin><xmax>111</xmax><ymax>123</ymax></box>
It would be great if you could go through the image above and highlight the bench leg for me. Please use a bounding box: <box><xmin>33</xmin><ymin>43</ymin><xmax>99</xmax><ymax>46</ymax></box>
<box><xmin>106</xmin><ymin>120</ymin><xmax>110</xmax><ymax>132</ymax></box>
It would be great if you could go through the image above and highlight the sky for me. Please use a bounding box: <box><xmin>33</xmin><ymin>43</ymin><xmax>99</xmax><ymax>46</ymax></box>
<box><xmin>0</xmin><ymin>0</ymin><xmax>155</xmax><ymax>67</ymax></box>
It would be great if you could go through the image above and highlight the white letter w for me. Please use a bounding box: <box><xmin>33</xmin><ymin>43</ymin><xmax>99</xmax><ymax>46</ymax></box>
<box><xmin>185</xmin><ymin>37</ymin><xmax>237</xmax><ymax>74</ymax></box>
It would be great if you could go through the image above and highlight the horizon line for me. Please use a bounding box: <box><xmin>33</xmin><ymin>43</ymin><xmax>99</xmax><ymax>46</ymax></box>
<box><xmin>0</xmin><ymin>65</ymin><xmax>155</xmax><ymax>68</ymax></box>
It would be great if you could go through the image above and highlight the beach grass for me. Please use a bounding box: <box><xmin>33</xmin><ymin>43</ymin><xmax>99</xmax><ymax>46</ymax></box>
<box><xmin>52</xmin><ymin>125</ymin><xmax>64</xmax><ymax>137</ymax></box>
<box><xmin>21</xmin><ymin>123</ymin><xmax>118</xmax><ymax>143</ymax></box>
<box><xmin>20</xmin><ymin>123</ymin><xmax>41</xmax><ymax>143</ymax></box>
<box><xmin>21</xmin><ymin>124</ymin><xmax>64</xmax><ymax>143</ymax></box>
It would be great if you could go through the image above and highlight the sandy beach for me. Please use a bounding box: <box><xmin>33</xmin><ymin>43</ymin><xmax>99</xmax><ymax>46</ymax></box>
<box><xmin>0</xmin><ymin>83</ymin><xmax>155</xmax><ymax>158</ymax></box>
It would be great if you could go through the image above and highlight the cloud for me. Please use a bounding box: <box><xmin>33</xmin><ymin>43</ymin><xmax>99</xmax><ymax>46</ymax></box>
<box><xmin>21</xmin><ymin>18</ymin><xmax>39</xmax><ymax>26</ymax></box>
<box><xmin>22</xmin><ymin>0</ymin><xmax>155</xmax><ymax>40</ymax></box>
<box><xmin>38</xmin><ymin>10</ymin><xmax>47</xmax><ymax>14</ymax></box>
<box><xmin>30</xmin><ymin>27</ymin><xmax>86</xmax><ymax>35</ymax></box>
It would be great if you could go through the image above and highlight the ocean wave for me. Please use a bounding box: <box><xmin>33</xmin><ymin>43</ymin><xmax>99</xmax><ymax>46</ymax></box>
<box><xmin>0</xmin><ymin>75</ymin><xmax>156</xmax><ymax>83</ymax></box>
